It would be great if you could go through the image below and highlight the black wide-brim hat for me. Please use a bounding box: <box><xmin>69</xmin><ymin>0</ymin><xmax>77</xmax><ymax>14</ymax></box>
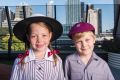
<box><xmin>13</xmin><ymin>15</ymin><xmax>63</xmax><ymax>42</ymax></box>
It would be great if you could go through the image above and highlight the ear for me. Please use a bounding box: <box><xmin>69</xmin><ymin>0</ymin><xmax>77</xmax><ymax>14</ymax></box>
<box><xmin>49</xmin><ymin>32</ymin><xmax>52</xmax><ymax>41</ymax></box>
<box><xmin>93</xmin><ymin>35</ymin><xmax>96</xmax><ymax>44</ymax></box>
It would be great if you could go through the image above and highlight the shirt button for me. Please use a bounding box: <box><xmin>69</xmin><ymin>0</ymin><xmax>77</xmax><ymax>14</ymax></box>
<box><xmin>38</xmin><ymin>67</ymin><xmax>41</xmax><ymax>70</ymax></box>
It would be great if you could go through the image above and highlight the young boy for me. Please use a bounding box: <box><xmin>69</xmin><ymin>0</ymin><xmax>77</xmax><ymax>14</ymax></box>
<box><xmin>65</xmin><ymin>22</ymin><xmax>115</xmax><ymax>80</ymax></box>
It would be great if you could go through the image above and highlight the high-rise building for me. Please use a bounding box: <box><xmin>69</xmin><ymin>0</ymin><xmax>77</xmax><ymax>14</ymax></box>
<box><xmin>9</xmin><ymin>8</ymin><xmax>15</xmax><ymax>20</ymax></box>
<box><xmin>65</xmin><ymin>0</ymin><xmax>84</xmax><ymax>34</ymax></box>
<box><xmin>114</xmin><ymin>0</ymin><xmax>120</xmax><ymax>39</ymax></box>
<box><xmin>0</xmin><ymin>7</ymin><xmax>6</xmax><ymax>27</ymax></box>
<box><xmin>81</xmin><ymin>2</ymin><xmax>85</xmax><ymax>21</ymax></box>
<box><xmin>2</xmin><ymin>5</ymin><xmax>32</xmax><ymax>28</ymax></box>
<box><xmin>1</xmin><ymin>7</ymin><xmax>15</xmax><ymax>27</ymax></box>
<box><xmin>87</xmin><ymin>4</ymin><xmax>102</xmax><ymax>35</ymax></box>
<box><xmin>47</xmin><ymin>0</ymin><xmax>54</xmax><ymax>18</ymax></box>
<box><xmin>14</xmin><ymin>6</ymin><xmax>32</xmax><ymax>20</ymax></box>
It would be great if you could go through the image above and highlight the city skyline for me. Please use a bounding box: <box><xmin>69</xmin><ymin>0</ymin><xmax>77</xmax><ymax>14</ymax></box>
<box><xmin>0</xmin><ymin>0</ymin><xmax>114</xmax><ymax>32</ymax></box>
<box><xmin>0</xmin><ymin>0</ymin><xmax>114</xmax><ymax>6</ymax></box>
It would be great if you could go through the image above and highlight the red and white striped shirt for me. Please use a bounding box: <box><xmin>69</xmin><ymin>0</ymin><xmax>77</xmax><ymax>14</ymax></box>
<box><xmin>10</xmin><ymin>48</ymin><xmax>65</xmax><ymax>80</ymax></box>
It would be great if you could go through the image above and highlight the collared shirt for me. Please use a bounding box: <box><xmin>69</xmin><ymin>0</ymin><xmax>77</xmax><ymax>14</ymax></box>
<box><xmin>65</xmin><ymin>52</ymin><xmax>115</xmax><ymax>80</ymax></box>
<box><xmin>10</xmin><ymin>48</ymin><xmax>65</xmax><ymax>80</ymax></box>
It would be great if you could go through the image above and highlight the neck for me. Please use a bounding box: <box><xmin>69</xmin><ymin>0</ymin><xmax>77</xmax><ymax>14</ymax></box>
<box><xmin>34</xmin><ymin>50</ymin><xmax>46</xmax><ymax>60</ymax></box>
<box><xmin>79</xmin><ymin>53</ymin><xmax>92</xmax><ymax>65</ymax></box>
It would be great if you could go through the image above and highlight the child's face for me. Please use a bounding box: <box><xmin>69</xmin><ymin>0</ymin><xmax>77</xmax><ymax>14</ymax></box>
<box><xmin>28</xmin><ymin>23</ymin><xmax>52</xmax><ymax>52</ymax></box>
<box><xmin>73</xmin><ymin>31</ymin><xmax>95</xmax><ymax>56</ymax></box>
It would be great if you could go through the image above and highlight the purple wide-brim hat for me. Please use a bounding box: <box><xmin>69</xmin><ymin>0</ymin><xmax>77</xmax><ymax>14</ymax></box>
<box><xmin>68</xmin><ymin>22</ymin><xmax>95</xmax><ymax>39</ymax></box>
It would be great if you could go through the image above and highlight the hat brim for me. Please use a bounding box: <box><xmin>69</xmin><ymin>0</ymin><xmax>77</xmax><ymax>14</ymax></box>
<box><xmin>13</xmin><ymin>16</ymin><xmax>63</xmax><ymax>42</ymax></box>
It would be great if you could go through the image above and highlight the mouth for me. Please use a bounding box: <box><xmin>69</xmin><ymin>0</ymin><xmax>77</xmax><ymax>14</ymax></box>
<box><xmin>36</xmin><ymin>44</ymin><xmax>44</xmax><ymax>48</ymax></box>
<box><xmin>81</xmin><ymin>48</ymin><xmax>87</xmax><ymax>50</ymax></box>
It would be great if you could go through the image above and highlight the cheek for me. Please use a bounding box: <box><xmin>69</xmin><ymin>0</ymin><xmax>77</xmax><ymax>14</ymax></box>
<box><xmin>88</xmin><ymin>41</ymin><xmax>95</xmax><ymax>48</ymax></box>
<box><xmin>90</xmin><ymin>39</ymin><xmax>95</xmax><ymax>45</ymax></box>
<box><xmin>88</xmin><ymin>37</ymin><xmax>95</xmax><ymax>45</ymax></box>
<box><xmin>45</xmin><ymin>38</ymin><xmax>51</xmax><ymax>44</ymax></box>
<box><xmin>75</xmin><ymin>44</ymin><xmax>81</xmax><ymax>50</ymax></box>
<box><xmin>47</xmin><ymin>37</ymin><xmax>51</xmax><ymax>41</ymax></box>
<box><xmin>29</xmin><ymin>38</ymin><xmax>36</xmax><ymax>44</ymax></box>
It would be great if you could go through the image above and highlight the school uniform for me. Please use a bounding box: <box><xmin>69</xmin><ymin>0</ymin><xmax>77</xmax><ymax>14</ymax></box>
<box><xmin>10</xmin><ymin>48</ymin><xmax>65</xmax><ymax>80</ymax></box>
<box><xmin>65</xmin><ymin>52</ymin><xmax>115</xmax><ymax>80</ymax></box>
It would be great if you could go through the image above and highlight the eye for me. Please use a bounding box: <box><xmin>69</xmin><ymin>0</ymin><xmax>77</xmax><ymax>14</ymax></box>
<box><xmin>42</xmin><ymin>34</ymin><xmax>47</xmax><ymax>37</ymax></box>
<box><xmin>75</xmin><ymin>41</ymin><xmax>81</xmax><ymax>44</ymax></box>
<box><xmin>30</xmin><ymin>35</ymin><xmax>36</xmax><ymax>38</ymax></box>
<box><xmin>85</xmin><ymin>39</ymin><xmax>90</xmax><ymax>42</ymax></box>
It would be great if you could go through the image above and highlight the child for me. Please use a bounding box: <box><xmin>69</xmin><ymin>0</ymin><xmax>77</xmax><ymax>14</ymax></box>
<box><xmin>65</xmin><ymin>22</ymin><xmax>115</xmax><ymax>80</ymax></box>
<box><xmin>10</xmin><ymin>14</ymin><xmax>65</xmax><ymax>80</ymax></box>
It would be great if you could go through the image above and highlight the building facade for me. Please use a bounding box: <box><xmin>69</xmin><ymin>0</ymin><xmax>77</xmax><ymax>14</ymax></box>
<box><xmin>2</xmin><ymin>6</ymin><xmax>32</xmax><ymax>28</ymax></box>
<box><xmin>87</xmin><ymin>4</ymin><xmax>102</xmax><ymax>35</ymax></box>
<box><xmin>65</xmin><ymin>0</ymin><xmax>84</xmax><ymax>34</ymax></box>
<box><xmin>1</xmin><ymin>7</ymin><xmax>15</xmax><ymax>28</ymax></box>
<box><xmin>15</xmin><ymin>6</ymin><xmax>32</xmax><ymax>19</ymax></box>
<box><xmin>47</xmin><ymin>0</ymin><xmax>54</xmax><ymax>18</ymax></box>
<box><xmin>0</xmin><ymin>7</ymin><xmax>6</xmax><ymax>27</ymax></box>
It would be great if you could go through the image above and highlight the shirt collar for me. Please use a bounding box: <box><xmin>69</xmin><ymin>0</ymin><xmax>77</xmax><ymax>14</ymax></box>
<box><xmin>71</xmin><ymin>52</ymin><xmax>99</xmax><ymax>64</ymax></box>
<box><xmin>92</xmin><ymin>52</ymin><xmax>99</xmax><ymax>61</ymax></box>
<box><xmin>24</xmin><ymin>48</ymin><xmax>54</xmax><ymax>63</ymax></box>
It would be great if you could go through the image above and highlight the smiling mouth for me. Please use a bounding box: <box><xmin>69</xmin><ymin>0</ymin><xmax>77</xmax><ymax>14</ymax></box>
<box><xmin>81</xmin><ymin>48</ymin><xmax>86</xmax><ymax>50</ymax></box>
<box><xmin>36</xmin><ymin>44</ymin><xmax>44</xmax><ymax>48</ymax></box>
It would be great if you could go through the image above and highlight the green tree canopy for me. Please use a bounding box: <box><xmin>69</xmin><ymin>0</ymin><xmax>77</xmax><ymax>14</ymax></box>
<box><xmin>1</xmin><ymin>34</ymin><xmax>25</xmax><ymax>51</ymax></box>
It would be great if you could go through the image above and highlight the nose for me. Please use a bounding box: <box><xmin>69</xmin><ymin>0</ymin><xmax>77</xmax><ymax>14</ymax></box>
<box><xmin>81</xmin><ymin>41</ymin><xmax>86</xmax><ymax>48</ymax></box>
<box><xmin>37</xmin><ymin>35</ymin><xmax>43</xmax><ymax>43</ymax></box>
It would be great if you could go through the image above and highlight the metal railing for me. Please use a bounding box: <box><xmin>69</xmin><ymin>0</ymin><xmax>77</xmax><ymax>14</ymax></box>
<box><xmin>108</xmin><ymin>53</ymin><xmax>120</xmax><ymax>69</ymax></box>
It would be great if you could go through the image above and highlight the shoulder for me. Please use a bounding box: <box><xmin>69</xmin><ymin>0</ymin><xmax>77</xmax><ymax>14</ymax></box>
<box><xmin>13</xmin><ymin>58</ymin><xmax>20</xmax><ymax>64</ymax></box>
<box><xmin>55</xmin><ymin>54</ymin><xmax>63</xmax><ymax>63</ymax></box>
<box><xmin>95</xmin><ymin>54</ymin><xmax>109</xmax><ymax>67</ymax></box>
<box><xmin>97</xmin><ymin>55</ymin><xmax>107</xmax><ymax>63</ymax></box>
<box><xmin>65</xmin><ymin>53</ymin><xmax>77</xmax><ymax>61</ymax></box>
<box><xmin>11</xmin><ymin>58</ymin><xmax>21</xmax><ymax>69</ymax></box>
<box><xmin>13</xmin><ymin>57</ymin><xmax>23</xmax><ymax>66</ymax></box>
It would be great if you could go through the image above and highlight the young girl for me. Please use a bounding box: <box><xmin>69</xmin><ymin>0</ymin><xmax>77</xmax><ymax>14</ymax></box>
<box><xmin>10</xmin><ymin>14</ymin><xmax>65</xmax><ymax>80</ymax></box>
<box><xmin>65</xmin><ymin>22</ymin><xmax>115</xmax><ymax>80</ymax></box>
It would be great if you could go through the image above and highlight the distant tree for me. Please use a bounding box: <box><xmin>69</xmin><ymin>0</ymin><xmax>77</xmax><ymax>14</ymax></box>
<box><xmin>0</xmin><ymin>27</ymin><xmax>9</xmax><ymax>35</ymax></box>
<box><xmin>1</xmin><ymin>34</ymin><xmax>25</xmax><ymax>51</ymax></box>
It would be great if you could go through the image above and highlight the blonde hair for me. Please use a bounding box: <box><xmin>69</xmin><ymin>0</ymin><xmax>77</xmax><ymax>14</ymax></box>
<box><xmin>48</xmin><ymin>43</ymin><xmax>58</xmax><ymax>66</ymax></box>
<box><xmin>72</xmin><ymin>31</ymin><xmax>96</xmax><ymax>41</ymax></box>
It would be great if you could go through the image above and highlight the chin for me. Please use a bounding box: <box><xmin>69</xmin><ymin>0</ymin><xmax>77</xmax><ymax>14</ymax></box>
<box><xmin>33</xmin><ymin>48</ymin><xmax>44</xmax><ymax>51</ymax></box>
<box><xmin>80</xmin><ymin>51</ymin><xmax>91</xmax><ymax>55</ymax></box>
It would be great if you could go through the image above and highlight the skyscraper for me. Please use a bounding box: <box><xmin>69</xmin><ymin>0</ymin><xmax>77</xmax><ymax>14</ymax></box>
<box><xmin>87</xmin><ymin>4</ymin><xmax>102</xmax><ymax>35</ymax></box>
<box><xmin>2</xmin><ymin>5</ymin><xmax>32</xmax><ymax>28</ymax></box>
<box><xmin>0</xmin><ymin>7</ymin><xmax>6</xmax><ymax>27</ymax></box>
<box><xmin>114</xmin><ymin>0</ymin><xmax>120</xmax><ymax>40</ymax></box>
<box><xmin>47</xmin><ymin>0</ymin><xmax>54</xmax><ymax>18</ymax></box>
<box><xmin>15</xmin><ymin>6</ymin><xmax>32</xmax><ymax>20</ymax></box>
<box><xmin>1</xmin><ymin>7</ymin><xmax>15</xmax><ymax>28</ymax></box>
<box><xmin>66</xmin><ymin>0</ymin><xmax>84</xmax><ymax>33</ymax></box>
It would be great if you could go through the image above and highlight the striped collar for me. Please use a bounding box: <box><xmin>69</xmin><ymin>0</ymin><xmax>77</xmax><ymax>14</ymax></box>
<box><xmin>24</xmin><ymin>48</ymin><xmax>54</xmax><ymax>63</ymax></box>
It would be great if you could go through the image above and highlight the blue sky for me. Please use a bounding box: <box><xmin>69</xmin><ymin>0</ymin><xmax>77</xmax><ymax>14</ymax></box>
<box><xmin>0</xmin><ymin>0</ymin><xmax>114</xmax><ymax>32</ymax></box>
<box><xmin>0</xmin><ymin>0</ymin><xmax>114</xmax><ymax>6</ymax></box>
